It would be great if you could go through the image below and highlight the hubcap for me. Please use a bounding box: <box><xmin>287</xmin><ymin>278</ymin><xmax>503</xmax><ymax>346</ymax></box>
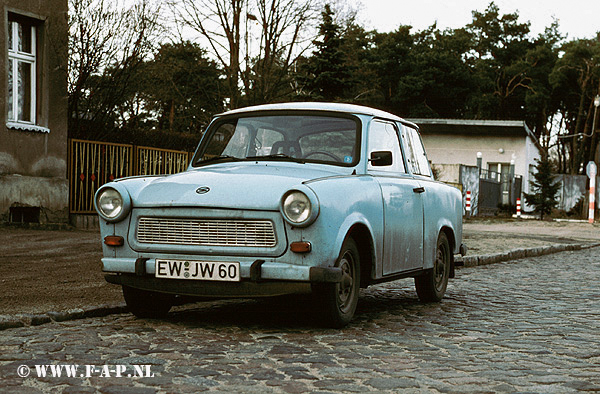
<box><xmin>434</xmin><ymin>242</ymin><xmax>448</xmax><ymax>292</ymax></box>
<box><xmin>337</xmin><ymin>252</ymin><xmax>355</xmax><ymax>312</ymax></box>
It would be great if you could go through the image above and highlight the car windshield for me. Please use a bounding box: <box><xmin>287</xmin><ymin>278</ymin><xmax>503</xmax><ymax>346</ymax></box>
<box><xmin>194</xmin><ymin>114</ymin><xmax>360</xmax><ymax>167</ymax></box>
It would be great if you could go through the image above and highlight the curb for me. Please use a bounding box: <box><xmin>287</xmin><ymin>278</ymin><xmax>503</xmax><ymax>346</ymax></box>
<box><xmin>1</xmin><ymin>242</ymin><xmax>599</xmax><ymax>331</ymax></box>
<box><xmin>0</xmin><ymin>304</ymin><xmax>127</xmax><ymax>331</ymax></box>
<box><xmin>455</xmin><ymin>242</ymin><xmax>600</xmax><ymax>268</ymax></box>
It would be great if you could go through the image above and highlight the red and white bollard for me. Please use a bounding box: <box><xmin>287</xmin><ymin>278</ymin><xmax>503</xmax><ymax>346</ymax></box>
<box><xmin>465</xmin><ymin>191</ymin><xmax>471</xmax><ymax>215</ymax></box>
<box><xmin>516</xmin><ymin>198</ymin><xmax>521</xmax><ymax>218</ymax></box>
<box><xmin>586</xmin><ymin>162</ymin><xmax>597</xmax><ymax>223</ymax></box>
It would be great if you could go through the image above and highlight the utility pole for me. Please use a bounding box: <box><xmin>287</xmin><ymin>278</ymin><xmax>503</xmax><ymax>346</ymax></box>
<box><xmin>593</xmin><ymin>95</ymin><xmax>600</xmax><ymax>165</ymax></box>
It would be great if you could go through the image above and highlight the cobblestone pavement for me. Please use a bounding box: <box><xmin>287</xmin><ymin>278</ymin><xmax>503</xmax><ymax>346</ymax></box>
<box><xmin>2</xmin><ymin>248</ymin><xmax>599</xmax><ymax>393</ymax></box>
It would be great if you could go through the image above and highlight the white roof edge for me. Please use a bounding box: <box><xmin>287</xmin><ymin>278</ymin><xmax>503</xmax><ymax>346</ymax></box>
<box><xmin>407</xmin><ymin>118</ymin><xmax>526</xmax><ymax>127</ymax></box>
<box><xmin>218</xmin><ymin>102</ymin><xmax>414</xmax><ymax>125</ymax></box>
<box><xmin>410</xmin><ymin>117</ymin><xmax>543</xmax><ymax>152</ymax></box>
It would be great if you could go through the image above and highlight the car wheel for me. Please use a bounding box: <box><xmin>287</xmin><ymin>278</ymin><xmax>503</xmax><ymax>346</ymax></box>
<box><xmin>313</xmin><ymin>237</ymin><xmax>360</xmax><ymax>328</ymax></box>
<box><xmin>122</xmin><ymin>285</ymin><xmax>173</xmax><ymax>318</ymax></box>
<box><xmin>415</xmin><ymin>232</ymin><xmax>450</xmax><ymax>302</ymax></box>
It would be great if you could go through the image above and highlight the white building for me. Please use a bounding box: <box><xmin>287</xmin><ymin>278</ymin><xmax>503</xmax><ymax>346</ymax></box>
<box><xmin>411</xmin><ymin>119</ymin><xmax>542</xmax><ymax>204</ymax></box>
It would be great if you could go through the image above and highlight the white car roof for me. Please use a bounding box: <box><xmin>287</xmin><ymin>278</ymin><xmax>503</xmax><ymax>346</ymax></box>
<box><xmin>217</xmin><ymin>102</ymin><xmax>418</xmax><ymax>128</ymax></box>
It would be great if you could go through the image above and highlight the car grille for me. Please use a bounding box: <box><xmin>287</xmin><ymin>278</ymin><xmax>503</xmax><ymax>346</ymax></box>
<box><xmin>136</xmin><ymin>217</ymin><xmax>277</xmax><ymax>247</ymax></box>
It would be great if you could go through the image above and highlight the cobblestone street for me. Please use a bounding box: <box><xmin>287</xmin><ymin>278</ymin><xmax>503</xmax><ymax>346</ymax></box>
<box><xmin>2</xmin><ymin>247</ymin><xmax>599</xmax><ymax>393</ymax></box>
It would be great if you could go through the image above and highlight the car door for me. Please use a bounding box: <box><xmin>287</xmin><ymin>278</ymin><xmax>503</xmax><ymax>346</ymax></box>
<box><xmin>400</xmin><ymin>124</ymin><xmax>439</xmax><ymax>268</ymax></box>
<box><xmin>367</xmin><ymin>120</ymin><xmax>424</xmax><ymax>275</ymax></box>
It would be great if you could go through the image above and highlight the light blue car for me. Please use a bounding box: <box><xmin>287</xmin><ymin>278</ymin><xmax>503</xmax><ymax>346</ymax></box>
<box><xmin>95</xmin><ymin>103</ymin><xmax>465</xmax><ymax>327</ymax></box>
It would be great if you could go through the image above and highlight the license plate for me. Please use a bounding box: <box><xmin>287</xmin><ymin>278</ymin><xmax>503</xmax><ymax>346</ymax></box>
<box><xmin>155</xmin><ymin>259</ymin><xmax>240</xmax><ymax>282</ymax></box>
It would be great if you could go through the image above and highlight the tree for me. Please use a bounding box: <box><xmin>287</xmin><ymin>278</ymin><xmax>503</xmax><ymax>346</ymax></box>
<box><xmin>464</xmin><ymin>2</ymin><xmax>536</xmax><ymax>120</ymax></box>
<box><xmin>68</xmin><ymin>0</ymin><xmax>162</xmax><ymax>137</ymax></box>
<box><xmin>524</xmin><ymin>155</ymin><xmax>560</xmax><ymax>220</ymax></box>
<box><xmin>338</xmin><ymin>23</ymin><xmax>380</xmax><ymax>104</ymax></box>
<box><xmin>369</xmin><ymin>26</ymin><xmax>414</xmax><ymax>112</ymax></box>
<box><xmin>550</xmin><ymin>37</ymin><xmax>600</xmax><ymax>174</ymax></box>
<box><xmin>138</xmin><ymin>42</ymin><xmax>225</xmax><ymax>134</ymax></box>
<box><xmin>392</xmin><ymin>26</ymin><xmax>475</xmax><ymax>118</ymax></box>
<box><xmin>294</xmin><ymin>4</ymin><xmax>355</xmax><ymax>101</ymax></box>
<box><xmin>523</xmin><ymin>21</ymin><xmax>563</xmax><ymax>150</ymax></box>
<box><xmin>174</xmin><ymin>0</ymin><xmax>317</xmax><ymax>108</ymax></box>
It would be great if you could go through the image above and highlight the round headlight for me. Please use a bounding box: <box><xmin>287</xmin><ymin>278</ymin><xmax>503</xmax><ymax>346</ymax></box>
<box><xmin>282</xmin><ymin>191</ymin><xmax>314</xmax><ymax>225</ymax></box>
<box><xmin>97</xmin><ymin>188</ymin><xmax>124</xmax><ymax>219</ymax></box>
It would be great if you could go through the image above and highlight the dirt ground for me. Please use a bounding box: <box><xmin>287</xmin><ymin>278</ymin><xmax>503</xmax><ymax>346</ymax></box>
<box><xmin>1</xmin><ymin>218</ymin><xmax>599</xmax><ymax>315</ymax></box>
<box><xmin>0</xmin><ymin>228</ymin><xmax>122</xmax><ymax>315</ymax></box>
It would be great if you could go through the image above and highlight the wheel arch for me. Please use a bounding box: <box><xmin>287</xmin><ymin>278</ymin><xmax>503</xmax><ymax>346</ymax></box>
<box><xmin>346</xmin><ymin>223</ymin><xmax>375</xmax><ymax>288</ymax></box>
<box><xmin>440</xmin><ymin>225</ymin><xmax>456</xmax><ymax>278</ymax></box>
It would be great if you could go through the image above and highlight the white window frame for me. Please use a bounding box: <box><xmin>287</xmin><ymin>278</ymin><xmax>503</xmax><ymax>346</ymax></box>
<box><xmin>367</xmin><ymin>120</ymin><xmax>406</xmax><ymax>174</ymax></box>
<box><xmin>401</xmin><ymin>125</ymin><xmax>432</xmax><ymax>177</ymax></box>
<box><xmin>7</xmin><ymin>18</ymin><xmax>40</xmax><ymax>129</ymax></box>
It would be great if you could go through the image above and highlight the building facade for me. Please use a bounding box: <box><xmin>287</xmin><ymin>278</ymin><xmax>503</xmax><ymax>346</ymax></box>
<box><xmin>413</xmin><ymin>119</ymin><xmax>542</xmax><ymax>198</ymax></box>
<box><xmin>0</xmin><ymin>0</ymin><xmax>68</xmax><ymax>223</ymax></box>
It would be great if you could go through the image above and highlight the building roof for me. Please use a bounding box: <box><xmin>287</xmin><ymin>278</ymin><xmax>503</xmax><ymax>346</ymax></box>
<box><xmin>409</xmin><ymin>118</ymin><xmax>537</xmax><ymax>139</ymax></box>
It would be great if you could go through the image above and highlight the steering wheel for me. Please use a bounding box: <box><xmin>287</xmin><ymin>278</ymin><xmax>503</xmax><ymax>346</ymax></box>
<box><xmin>303</xmin><ymin>151</ymin><xmax>342</xmax><ymax>162</ymax></box>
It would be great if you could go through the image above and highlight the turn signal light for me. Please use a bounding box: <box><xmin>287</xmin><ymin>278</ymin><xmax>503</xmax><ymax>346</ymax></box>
<box><xmin>104</xmin><ymin>235</ymin><xmax>124</xmax><ymax>247</ymax></box>
<box><xmin>290</xmin><ymin>241</ymin><xmax>311</xmax><ymax>253</ymax></box>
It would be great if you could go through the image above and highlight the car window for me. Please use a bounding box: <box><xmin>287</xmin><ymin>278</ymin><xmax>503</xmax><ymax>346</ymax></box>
<box><xmin>299</xmin><ymin>130</ymin><xmax>356</xmax><ymax>164</ymax></box>
<box><xmin>254</xmin><ymin>128</ymin><xmax>285</xmax><ymax>156</ymax></box>
<box><xmin>367</xmin><ymin>120</ymin><xmax>405</xmax><ymax>173</ymax></box>
<box><xmin>195</xmin><ymin>115</ymin><xmax>360</xmax><ymax>166</ymax></box>
<box><xmin>401</xmin><ymin>125</ymin><xmax>431</xmax><ymax>177</ymax></box>
<box><xmin>222</xmin><ymin>124</ymin><xmax>251</xmax><ymax>157</ymax></box>
<box><xmin>202</xmin><ymin>123</ymin><xmax>236</xmax><ymax>158</ymax></box>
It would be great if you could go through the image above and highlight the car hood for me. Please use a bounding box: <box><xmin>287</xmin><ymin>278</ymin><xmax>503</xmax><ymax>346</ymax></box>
<box><xmin>120</xmin><ymin>162</ymin><xmax>348</xmax><ymax>210</ymax></box>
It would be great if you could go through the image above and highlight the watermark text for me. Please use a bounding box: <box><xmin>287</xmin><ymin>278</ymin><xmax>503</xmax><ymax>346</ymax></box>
<box><xmin>17</xmin><ymin>364</ymin><xmax>155</xmax><ymax>378</ymax></box>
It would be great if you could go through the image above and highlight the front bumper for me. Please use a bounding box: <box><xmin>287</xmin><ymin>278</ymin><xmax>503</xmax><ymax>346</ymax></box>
<box><xmin>102</xmin><ymin>257</ymin><xmax>342</xmax><ymax>297</ymax></box>
<box><xmin>102</xmin><ymin>257</ymin><xmax>341</xmax><ymax>282</ymax></box>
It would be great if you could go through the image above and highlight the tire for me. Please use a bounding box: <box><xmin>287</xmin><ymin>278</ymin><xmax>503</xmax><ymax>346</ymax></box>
<box><xmin>313</xmin><ymin>237</ymin><xmax>361</xmax><ymax>328</ymax></box>
<box><xmin>415</xmin><ymin>232</ymin><xmax>451</xmax><ymax>302</ymax></box>
<box><xmin>122</xmin><ymin>285</ymin><xmax>174</xmax><ymax>318</ymax></box>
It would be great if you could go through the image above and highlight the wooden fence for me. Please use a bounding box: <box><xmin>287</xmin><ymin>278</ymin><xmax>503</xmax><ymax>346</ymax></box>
<box><xmin>69</xmin><ymin>139</ymin><xmax>194</xmax><ymax>214</ymax></box>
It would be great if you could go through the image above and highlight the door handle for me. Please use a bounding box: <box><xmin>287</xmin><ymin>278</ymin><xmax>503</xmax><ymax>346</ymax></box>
<box><xmin>413</xmin><ymin>187</ymin><xmax>425</xmax><ymax>193</ymax></box>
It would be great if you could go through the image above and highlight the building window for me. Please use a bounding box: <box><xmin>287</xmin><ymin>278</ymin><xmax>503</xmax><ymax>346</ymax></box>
<box><xmin>7</xmin><ymin>17</ymin><xmax>36</xmax><ymax>125</ymax></box>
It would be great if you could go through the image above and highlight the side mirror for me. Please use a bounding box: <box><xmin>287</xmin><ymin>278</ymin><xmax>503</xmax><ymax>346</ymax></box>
<box><xmin>369</xmin><ymin>151</ymin><xmax>393</xmax><ymax>166</ymax></box>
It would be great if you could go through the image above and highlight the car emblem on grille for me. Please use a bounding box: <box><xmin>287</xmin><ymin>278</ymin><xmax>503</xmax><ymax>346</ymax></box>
<box><xmin>196</xmin><ymin>186</ymin><xmax>210</xmax><ymax>194</ymax></box>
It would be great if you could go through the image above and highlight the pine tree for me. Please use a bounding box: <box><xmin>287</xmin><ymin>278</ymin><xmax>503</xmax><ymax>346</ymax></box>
<box><xmin>524</xmin><ymin>155</ymin><xmax>560</xmax><ymax>220</ymax></box>
<box><xmin>295</xmin><ymin>4</ymin><xmax>354</xmax><ymax>101</ymax></box>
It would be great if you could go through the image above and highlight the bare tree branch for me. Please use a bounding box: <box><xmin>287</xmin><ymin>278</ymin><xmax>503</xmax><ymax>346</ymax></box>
<box><xmin>172</xmin><ymin>0</ymin><xmax>319</xmax><ymax>107</ymax></box>
<box><xmin>68</xmin><ymin>0</ymin><xmax>163</xmax><ymax>134</ymax></box>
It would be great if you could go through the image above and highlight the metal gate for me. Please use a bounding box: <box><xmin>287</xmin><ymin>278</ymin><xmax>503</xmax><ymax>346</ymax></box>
<box><xmin>69</xmin><ymin>139</ymin><xmax>193</xmax><ymax>214</ymax></box>
<box><xmin>478</xmin><ymin>177</ymin><xmax>501</xmax><ymax>215</ymax></box>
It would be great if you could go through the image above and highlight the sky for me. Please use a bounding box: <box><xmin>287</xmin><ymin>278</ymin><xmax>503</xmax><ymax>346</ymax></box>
<box><xmin>359</xmin><ymin>0</ymin><xmax>600</xmax><ymax>40</ymax></box>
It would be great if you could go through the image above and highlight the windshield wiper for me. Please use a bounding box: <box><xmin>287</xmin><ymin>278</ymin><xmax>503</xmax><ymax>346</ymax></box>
<box><xmin>196</xmin><ymin>155</ymin><xmax>241</xmax><ymax>165</ymax></box>
<box><xmin>246</xmin><ymin>153</ymin><xmax>306</xmax><ymax>163</ymax></box>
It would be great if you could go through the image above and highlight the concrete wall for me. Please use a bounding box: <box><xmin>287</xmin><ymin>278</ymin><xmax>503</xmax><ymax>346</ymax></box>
<box><xmin>456</xmin><ymin>169</ymin><xmax>595</xmax><ymax>217</ymax></box>
<box><xmin>460</xmin><ymin>165</ymin><xmax>480</xmax><ymax>216</ymax></box>
<box><xmin>554</xmin><ymin>174</ymin><xmax>600</xmax><ymax>214</ymax></box>
<box><xmin>0</xmin><ymin>0</ymin><xmax>68</xmax><ymax>223</ymax></box>
<box><xmin>0</xmin><ymin>175</ymin><xmax>68</xmax><ymax>223</ymax></box>
<box><xmin>432</xmin><ymin>163</ymin><xmax>461</xmax><ymax>183</ymax></box>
